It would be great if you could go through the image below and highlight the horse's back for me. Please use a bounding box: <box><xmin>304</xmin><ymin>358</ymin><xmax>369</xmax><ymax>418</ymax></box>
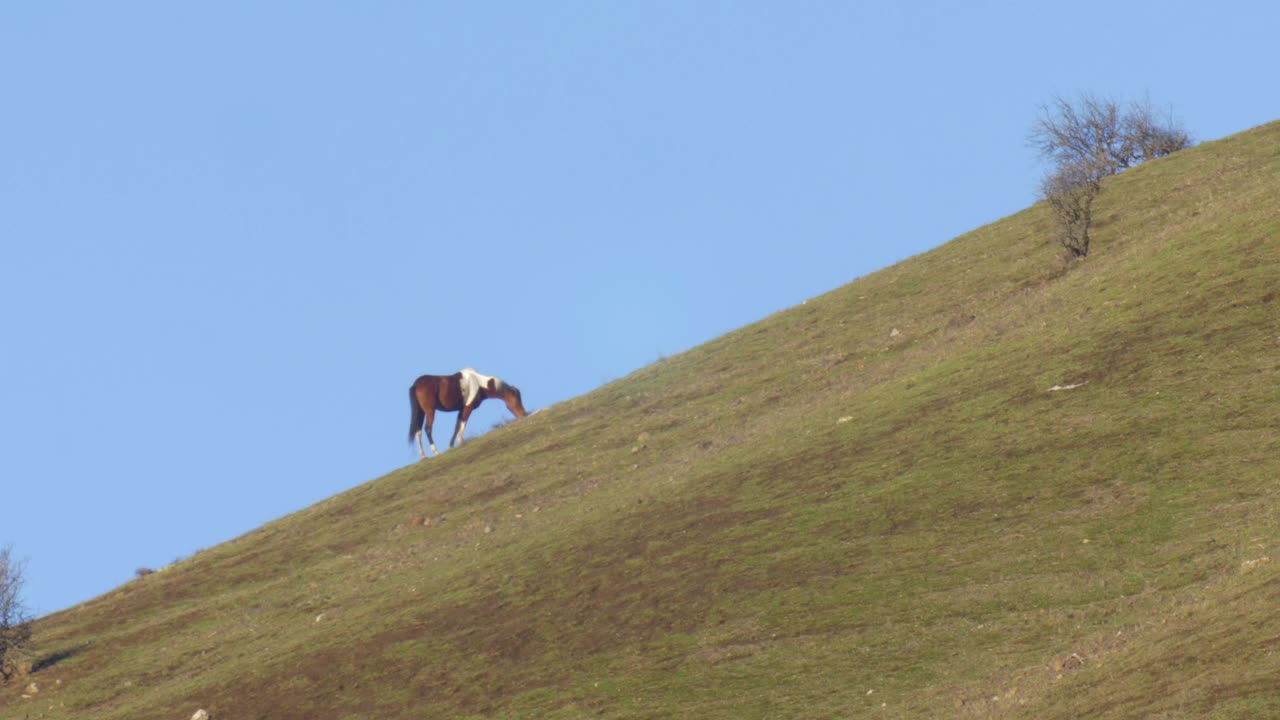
<box><xmin>413</xmin><ymin>373</ymin><xmax>465</xmax><ymax>411</ymax></box>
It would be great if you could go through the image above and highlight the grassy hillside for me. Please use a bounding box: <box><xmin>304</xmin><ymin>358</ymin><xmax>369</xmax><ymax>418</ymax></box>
<box><xmin>3</xmin><ymin>120</ymin><xmax>1278</xmax><ymax>720</ymax></box>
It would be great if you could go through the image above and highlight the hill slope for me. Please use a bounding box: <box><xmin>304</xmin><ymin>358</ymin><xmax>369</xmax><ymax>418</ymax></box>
<box><xmin>4</xmin><ymin>121</ymin><xmax>1278</xmax><ymax>720</ymax></box>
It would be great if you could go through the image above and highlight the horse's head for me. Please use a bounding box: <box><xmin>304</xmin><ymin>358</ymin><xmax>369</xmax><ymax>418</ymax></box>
<box><xmin>502</xmin><ymin>384</ymin><xmax>529</xmax><ymax>419</ymax></box>
<box><xmin>483</xmin><ymin>377</ymin><xmax>528</xmax><ymax>419</ymax></box>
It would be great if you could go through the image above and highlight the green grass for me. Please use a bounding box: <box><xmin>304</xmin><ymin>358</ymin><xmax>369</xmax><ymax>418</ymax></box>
<box><xmin>3</xmin><ymin>120</ymin><xmax>1279</xmax><ymax>720</ymax></box>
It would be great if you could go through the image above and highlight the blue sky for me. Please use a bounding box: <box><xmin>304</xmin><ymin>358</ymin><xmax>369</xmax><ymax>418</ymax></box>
<box><xmin>1</xmin><ymin>1</ymin><xmax>1276</xmax><ymax>615</ymax></box>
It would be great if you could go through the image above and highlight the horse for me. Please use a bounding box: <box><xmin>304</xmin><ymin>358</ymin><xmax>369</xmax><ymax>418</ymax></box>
<box><xmin>408</xmin><ymin>368</ymin><xmax>528</xmax><ymax>458</ymax></box>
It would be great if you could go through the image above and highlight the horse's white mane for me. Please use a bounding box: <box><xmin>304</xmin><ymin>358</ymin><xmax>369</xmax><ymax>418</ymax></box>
<box><xmin>459</xmin><ymin>367</ymin><xmax>501</xmax><ymax>406</ymax></box>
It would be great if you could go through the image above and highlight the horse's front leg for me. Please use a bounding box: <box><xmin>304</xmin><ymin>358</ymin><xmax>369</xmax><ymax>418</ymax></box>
<box><xmin>451</xmin><ymin>405</ymin><xmax>474</xmax><ymax>448</ymax></box>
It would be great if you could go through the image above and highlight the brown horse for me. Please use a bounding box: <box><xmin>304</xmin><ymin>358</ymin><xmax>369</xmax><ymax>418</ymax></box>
<box><xmin>408</xmin><ymin>368</ymin><xmax>528</xmax><ymax>458</ymax></box>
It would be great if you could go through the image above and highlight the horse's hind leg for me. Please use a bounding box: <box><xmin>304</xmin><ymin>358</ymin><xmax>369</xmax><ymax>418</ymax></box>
<box><xmin>424</xmin><ymin>407</ymin><xmax>440</xmax><ymax>457</ymax></box>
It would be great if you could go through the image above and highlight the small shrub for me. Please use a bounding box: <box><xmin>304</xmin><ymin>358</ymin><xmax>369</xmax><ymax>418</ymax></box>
<box><xmin>0</xmin><ymin>545</ymin><xmax>32</xmax><ymax>681</ymax></box>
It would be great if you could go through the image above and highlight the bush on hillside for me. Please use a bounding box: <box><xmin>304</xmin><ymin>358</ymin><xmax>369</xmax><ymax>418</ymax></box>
<box><xmin>1030</xmin><ymin>94</ymin><xmax>1192</xmax><ymax>257</ymax></box>
<box><xmin>0</xmin><ymin>545</ymin><xmax>33</xmax><ymax>681</ymax></box>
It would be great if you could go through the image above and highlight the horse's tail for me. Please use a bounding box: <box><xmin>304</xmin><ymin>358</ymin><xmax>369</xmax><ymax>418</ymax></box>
<box><xmin>408</xmin><ymin>384</ymin><xmax>424</xmax><ymax>443</ymax></box>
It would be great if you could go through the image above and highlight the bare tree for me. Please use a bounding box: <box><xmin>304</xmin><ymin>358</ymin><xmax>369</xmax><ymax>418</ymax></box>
<box><xmin>0</xmin><ymin>545</ymin><xmax>32</xmax><ymax>681</ymax></box>
<box><xmin>1030</xmin><ymin>94</ymin><xmax>1191</xmax><ymax>258</ymax></box>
